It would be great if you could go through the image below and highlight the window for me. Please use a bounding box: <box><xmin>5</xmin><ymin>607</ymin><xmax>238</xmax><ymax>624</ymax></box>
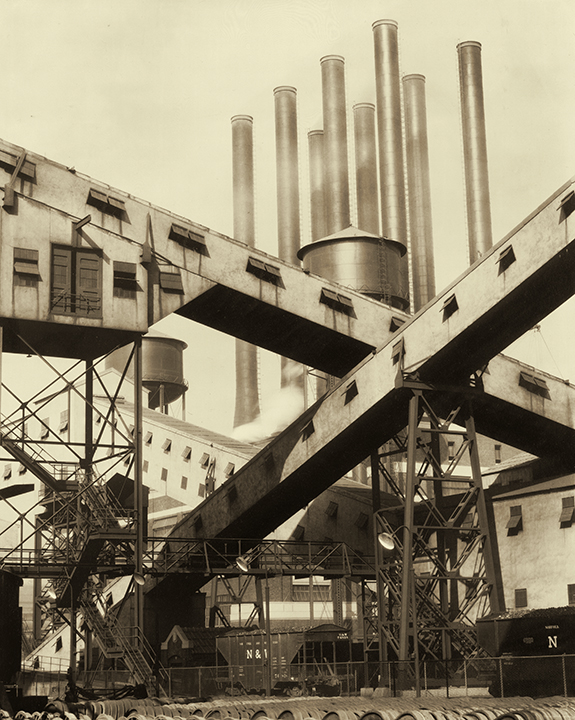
<box><xmin>144</xmin><ymin>431</ymin><xmax>153</xmax><ymax>445</ymax></box>
<box><xmin>51</xmin><ymin>246</ymin><xmax>102</xmax><ymax>318</ymax></box>
<box><xmin>59</xmin><ymin>410</ymin><xmax>69</xmax><ymax>433</ymax></box>
<box><xmin>498</xmin><ymin>246</ymin><xmax>516</xmax><ymax>274</ymax></box>
<box><xmin>343</xmin><ymin>380</ymin><xmax>358</xmax><ymax>405</ymax></box>
<box><xmin>180</xmin><ymin>476</ymin><xmax>188</xmax><ymax>490</ymax></box>
<box><xmin>568</xmin><ymin>584</ymin><xmax>575</xmax><ymax>606</ymax></box>
<box><xmin>198</xmin><ymin>483</ymin><xmax>205</xmax><ymax>498</ymax></box>
<box><xmin>162</xmin><ymin>439</ymin><xmax>172</xmax><ymax>454</ymax></box>
<box><xmin>518</xmin><ymin>371</ymin><xmax>551</xmax><ymax>400</ymax></box>
<box><xmin>515</xmin><ymin>588</ymin><xmax>528</xmax><ymax>608</ymax></box>
<box><xmin>161</xmin><ymin>468</ymin><xmax>168</xmax><ymax>483</ymax></box>
<box><xmin>560</xmin><ymin>496</ymin><xmax>575</xmax><ymax>527</ymax></box>
<box><xmin>355</xmin><ymin>512</ymin><xmax>369</xmax><ymax>530</ymax></box>
<box><xmin>40</xmin><ymin>419</ymin><xmax>50</xmax><ymax>440</ymax></box>
<box><xmin>159</xmin><ymin>266</ymin><xmax>184</xmax><ymax>293</ymax></box>
<box><xmin>87</xmin><ymin>188</ymin><xmax>128</xmax><ymax>220</ymax></box>
<box><xmin>246</xmin><ymin>257</ymin><xmax>284</xmax><ymax>287</ymax></box>
<box><xmin>3</xmin><ymin>464</ymin><xmax>11</xmax><ymax>480</ymax></box>
<box><xmin>169</xmin><ymin>223</ymin><xmax>207</xmax><ymax>254</ymax></box>
<box><xmin>301</xmin><ymin>421</ymin><xmax>315</xmax><ymax>442</ymax></box>
<box><xmin>325</xmin><ymin>501</ymin><xmax>338</xmax><ymax>518</ymax></box>
<box><xmin>199</xmin><ymin>453</ymin><xmax>210</xmax><ymax>469</ymax></box>
<box><xmin>182</xmin><ymin>446</ymin><xmax>192</xmax><ymax>461</ymax></box>
<box><xmin>507</xmin><ymin>505</ymin><xmax>523</xmax><ymax>535</ymax></box>
<box><xmin>14</xmin><ymin>248</ymin><xmax>41</xmax><ymax>287</ymax></box>
<box><xmin>320</xmin><ymin>288</ymin><xmax>355</xmax><ymax>316</ymax></box>
<box><xmin>18</xmin><ymin>464</ymin><xmax>26</xmax><ymax>475</ymax></box>
<box><xmin>143</xmin><ymin>460</ymin><xmax>149</xmax><ymax>473</ymax></box>
<box><xmin>494</xmin><ymin>444</ymin><xmax>502</xmax><ymax>464</ymax></box>
<box><xmin>441</xmin><ymin>293</ymin><xmax>459</xmax><ymax>321</ymax></box>
<box><xmin>448</xmin><ymin>441</ymin><xmax>455</xmax><ymax>461</ymax></box>
<box><xmin>292</xmin><ymin>525</ymin><xmax>305</xmax><ymax>541</ymax></box>
<box><xmin>224</xmin><ymin>463</ymin><xmax>235</xmax><ymax>477</ymax></box>
<box><xmin>113</xmin><ymin>261</ymin><xmax>140</xmax><ymax>298</ymax></box>
<box><xmin>55</xmin><ymin>637</ymin><xmax>63</xmax><ymax>653</ymax></box>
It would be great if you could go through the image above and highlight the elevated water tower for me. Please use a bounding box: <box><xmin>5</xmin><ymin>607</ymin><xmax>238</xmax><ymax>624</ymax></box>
<box><xmin>106</xmin><ymin>330</ymin><xmax>188</xmax><ymax>415</ymax></box>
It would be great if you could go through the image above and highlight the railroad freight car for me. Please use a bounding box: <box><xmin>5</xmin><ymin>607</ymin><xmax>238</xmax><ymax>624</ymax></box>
<box><xmin>216</xmin><ymin>624</ymin><xmax>352</xmax><ymax>696</ymax></box>
<box><xmin>476</xmin><ymin>606</ymin><xmax>575</xmax><ymax>696</ymax></box>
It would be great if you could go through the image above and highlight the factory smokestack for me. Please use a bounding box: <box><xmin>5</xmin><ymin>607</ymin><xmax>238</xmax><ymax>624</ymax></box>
<box><xmin>321</xmin><ymin>55</ymin><xmax>351</xmax><ymax>234</ymax></box>
<box><xmin>403</xmin><ymin>74</ymin><xmax>436</xmax><ymax>312</ymax></box>
<box><xmin>353</xmin><ymin>102</ymin><xmax>379</xmax><ymax>236</ymax></box>
<box><xmin>308</xmin><ymin>130</ymin><xmax>327</xmax><ymax>241</ymax></box>
<box><xmin>372</xmin><ymin>20</ymin><xmax>409</xmax><ymax>309</ymax></box>
<box><xmin>231</xmin><ymin>115</ymin><xmax>261</xmax><ymax>428</ymax></box>
<box><xmin>457</xmin><ymin>41</ymin><xmax>493</xmax><ymax>264</ymax></box>
<box><xmin>274</xmin><ymin>85</ymin><xmax>305</xmax><ymax>395</ymax></box>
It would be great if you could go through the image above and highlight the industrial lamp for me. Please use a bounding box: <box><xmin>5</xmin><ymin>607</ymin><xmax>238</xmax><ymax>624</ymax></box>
<box><xmin>133</xmin><ymin>572</ymin><xmax>146</xmax><ymax>586</ymax></box>
<box><xmin>377</xmin><ymin>532</ymin><xmax>396</xmax><ymax>553</ymax></box>
<box><xmin>235</xmin><ymin>555</ymin><xmax>250</xmax><ymax>573</ymax></box>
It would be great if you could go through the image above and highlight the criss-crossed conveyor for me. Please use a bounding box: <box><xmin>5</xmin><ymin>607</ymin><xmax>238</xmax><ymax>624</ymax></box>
<box><xmin>160</xmin><ymin>178</ymin><xmax>575</xmax><ymax>566</ymax></box>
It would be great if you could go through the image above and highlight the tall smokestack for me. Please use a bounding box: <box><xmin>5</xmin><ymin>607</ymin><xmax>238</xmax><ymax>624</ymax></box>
<box><xmin>308</xmin><ymin>130</ymin><xmax>327</xmax><ymax>241</ymax></box>
<box><xmin>231</xmin><ymin>115</ymin><xmax>260</xmax><ymax>428</ymax></box>
<box><xmin>353</xmin><ymin>102</ymin><xmax>379</xmax><ymax>236</ymax></box>
<box><xmin>457</xmin><ymin>41</ymin><xmax>493</xmax><ymax>264</ymax></box>
<box><xmin>274</xmin><ymin>86</ymin><xmax>305</xmax><ymax>395</ymax></box>
<box><xmin>403</xmin><ymin>74</ymin><xmax>436</xmax><ymax>312</ymax></box>
<box><xmin>321</xmin><ymin>55</ymin><xmax>351</xmax><ymax>234</ymax></box>
<box><xmin>373</xmin><ymin>20</ymin><xmax>409</xmax><ymax>308</ymax></box>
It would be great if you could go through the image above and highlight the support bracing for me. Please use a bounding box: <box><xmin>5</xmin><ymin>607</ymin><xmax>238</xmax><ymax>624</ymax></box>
<box><xmin>371</xmin><ymin>379</ymin><xmax>505</xmax><ymax>666</ymax></box>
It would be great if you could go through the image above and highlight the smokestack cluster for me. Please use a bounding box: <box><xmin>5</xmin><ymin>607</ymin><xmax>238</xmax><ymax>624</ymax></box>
<box><xmin>231</xmin><ymin>20</ymin><xmax>494</xmax><ymax>437</ymax></box>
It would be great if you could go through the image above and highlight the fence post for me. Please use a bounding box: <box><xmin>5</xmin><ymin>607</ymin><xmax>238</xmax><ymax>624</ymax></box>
<box><xmin>499</xmin><ymin>657</ymin><xmax>504</xmax><ymax>698</ymax></box>
<box><xmin>562</xmin><ymin>655</ymin><xmax>567</xmax><ymax>698</ymax></box>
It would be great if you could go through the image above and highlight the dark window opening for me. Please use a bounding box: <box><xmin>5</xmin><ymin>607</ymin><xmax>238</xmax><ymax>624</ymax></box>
<box><xmin>507</xmin><ymin>505</ymin><xmax>523</xmax><ymax>535</ymax></box>
<box><xmin>113</xmin><ymin>261</ymin><xmax>140</xmax><ymax>298</ymax></box>
<box><xmin>87</xmin><ymin>188</ymin><xmax>128</xmax><ymax>221</ymax></box>
<box><xmin>51</xmin><ymin>246</ymin><xmax>102</xmax><ymax>318</ymax></box>
<box><xmin>498</xmin><ymin>245</ymin><xmax>516</xmax><ymax>274</ymax></box>
<box><xmin>495</xmin><ymin>444</ymin><xmax>502</xmax><ymax>464</ymax></box>
<box><xmin>181</xmin><ymin>476</ymin><xmax>188</xmax><ymax>490</ymax></box>
<box><xmin>159</xmin><ymin>266</ymin><xmax>184</xmax><ymax>293</ymax></box>
<box><xmin>182</xmin><ymin>446</ymin><xmax>192</xmax><ymax>461</ymax></box>
<box><xmin>518</xmin><ymin>371</ymin><xmax>551</xmax><ymax>400</ymax></box>
<box><xmin>161</xmin><ymin>467</ymin><xmax>168</xmax><ymax>482</ymax></box>
<box><xmin>441</xmin><ymin>294</ymin><xmax>459</xmax><ymax>322</ymax></box>
<box><xmin>246</xmin><ymin>257</ymin><xmax>284</xmax><ymax>287</ymax></box>
<box><xmin>169</xmin><ymin>223</ymin><xmax>208</xmax><ymax>254</ymax></box>
<box><xmin>559</xmin><ymin>191</ymin><xmax>575</xmax><ymax>222</ymax></box>
<box><xmin>325</xmin><ymin>501</ymin><xmax>338</xmax><ymax>518</ymax></box>
<box><xmin>343</xmin><ymin>380</ymin><xmax>358</xmax><ymax>405</ymax></box>
<box><xmin>390</xmin><ymin>316</ymin><xmax>405</xmax><ymax>332</ymax></box>
<box><xmin>320</xmin><ymin>288</ymin><xmax>356</xmax><ymax>317</ymax></box>
<box><xmin>14</xmin><ymin>247</ymin><xmax>41</xmax><ymax>287</ymax></box>
<box><xmin>560</xmin><ymin>496</ymin><xmax>575</xmax><ymax>527</ymax></box>
<box><xmin>515</xmin><ymin>588</ymin><xmax>528</xmax><ymax>609</ymax></box>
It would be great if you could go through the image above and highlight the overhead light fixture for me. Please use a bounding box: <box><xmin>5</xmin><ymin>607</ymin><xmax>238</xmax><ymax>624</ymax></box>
<box><xmin>133</xmin><ymin>572</ymin><xmax>146</xmax><ymax>586</ymax></box>
<box><xmin>377</xmin><ymin>532</ymin><xmax>396</xmax><ymax>553</ymax></box>
<box><xmin>236</xmin><ymin>555</ymin><xmax>250</xmax><ymax>573</ymax></box>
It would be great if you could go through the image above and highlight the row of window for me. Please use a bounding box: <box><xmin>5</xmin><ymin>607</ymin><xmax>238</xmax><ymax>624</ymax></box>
<box><xmin>12</xmin><ymin>243</ymin><xmax>187</xmax><ymax>317</ymax></box>
<box><xmin>506</xmin><ymin>497</ymin><xmax>575</xmax><ymax>535</ymax></box>
<box><xmin>515</xmin><ymin>584</ymin><xmax>575</xmax><ymax>609</ymax></box>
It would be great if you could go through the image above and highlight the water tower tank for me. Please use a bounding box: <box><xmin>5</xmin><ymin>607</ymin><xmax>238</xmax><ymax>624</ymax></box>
<box><xmin>106</xmin><ymin>331</ymin><xmax>188</xmax><ymax>412</ymax></box>
<box><xmin>297</xmin><ymin>225</ymin><xmax>409</xmax><ymax>310</ymax></box>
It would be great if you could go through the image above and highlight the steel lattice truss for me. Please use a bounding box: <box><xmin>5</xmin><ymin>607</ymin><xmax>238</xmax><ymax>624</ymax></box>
<box><xmin>371</xmin><ymin>378</ymin><xmax>502</xmax><ymax>662</ymax></box>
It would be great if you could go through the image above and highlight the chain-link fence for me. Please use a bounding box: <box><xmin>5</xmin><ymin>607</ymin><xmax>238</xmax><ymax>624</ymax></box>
<box><xmin>18</xmin><ymin>655</ymin><xmax>575</xmax><ymax>700</ymax></box>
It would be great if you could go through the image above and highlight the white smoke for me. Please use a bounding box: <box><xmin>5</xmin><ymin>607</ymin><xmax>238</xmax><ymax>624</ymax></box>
<box><xmin>232</xmin><ymin>383</ymin><xmax>305</xmax><ymax>443</ymax></box>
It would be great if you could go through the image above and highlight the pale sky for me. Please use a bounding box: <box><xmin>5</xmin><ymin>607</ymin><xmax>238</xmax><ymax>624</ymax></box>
<box><xmin>1</xmin><ymin>0</ymin><xmax>574</xmax><ymax>435</ymax></box>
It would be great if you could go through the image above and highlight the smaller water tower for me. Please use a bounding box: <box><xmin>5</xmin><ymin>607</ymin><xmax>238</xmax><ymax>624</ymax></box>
<box><xmin>106</xmin><ymin>330</ymin><xmax>188</xmax><ymax>415</ymax></box>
